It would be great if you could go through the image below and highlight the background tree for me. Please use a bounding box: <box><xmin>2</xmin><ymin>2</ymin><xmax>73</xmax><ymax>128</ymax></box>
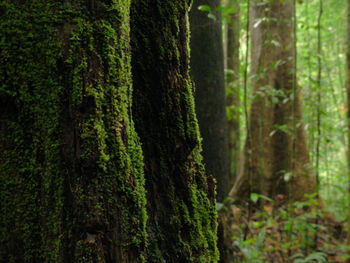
<box><xmin>346</xmin><ymin>0</ymin><xmax>350</xmax><ymax>255</ymax></box>
<box><xmin>190</xmin><ymin>0</ymin><xmax>230</xmax><ymax>202</ymax></box>
<box><xmin>131</xmin><ymin>0</ymin><xmax>219</xmax><ymax>262</ymax></box>
<box><xmin>0</xmin><ymin>0</ymin><xmax>147</xmax><ymax>262</ymax></box>
<box><xmin>219</xmin><ymin>2</ymin><xmax>242</xmax><ymax>263</ymax></box>
<box><xmin>231</xmin><ymin>0</ymin><xmax>315</xmax><ymax>202</ymax></box>
<box><xmin>225</xmin><ymin>0</ymin><xmax>241</xmax><ymax>184</ymax></box>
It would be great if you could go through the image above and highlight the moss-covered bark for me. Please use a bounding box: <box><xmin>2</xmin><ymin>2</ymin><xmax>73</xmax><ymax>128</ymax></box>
<box><xmin>130</xmin><ymin>1</ymin><xmax>219</xmax><ymax>262</ymax></box>
<box><xmin>190</xmin><ymin>0</ymin><xmax>230</xmax><ymax>202</ymax></box>
<box><xmin>0</xmin><ymin>0</ymin><xmax>147</xmax><ymax>262</ymax></box>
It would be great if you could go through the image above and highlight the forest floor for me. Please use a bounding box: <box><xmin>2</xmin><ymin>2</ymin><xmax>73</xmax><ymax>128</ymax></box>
<box><xmin>221</xmin><ymin>196</ymin><xmax>349</xmax><ymax>262</ymax></box>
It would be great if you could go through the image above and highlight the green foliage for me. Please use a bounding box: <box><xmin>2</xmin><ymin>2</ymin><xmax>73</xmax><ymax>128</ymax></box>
<box><xmin>198</xmin><ymin>4</ymin><xmax>212</xmax><ymax>12</ymax></box>
<box><xmin>250</xmin><ymin>193</ymin><xmax>273</xmax><ymax>204</ymax></box>
<box><xmin>297</xmin><ymin>0</ymin><xmax>348</xmax><ymax>221</ymax></box>
<box><xmin>292</xmin><ymin>252</ymin><xmax>328</xmax><ymax>263</ymax></box>
<box><xmin>230</xmin><ymin>194</ymin><xmax>345</xmax><ymax>263</ymax></box>
<box><xmin>198</xmin><ymin>4</ymin><xmax>217</xmax><ymax>20</ymax></box>
<box><xmin>220</xmin><ymin>0</ymin><xmax>348</xmax><ymax>260</ymax></box>
<box><xmin>233</xmin><ymin>228</ymin><xmax>267</xmax><ymax>263</ymax></box>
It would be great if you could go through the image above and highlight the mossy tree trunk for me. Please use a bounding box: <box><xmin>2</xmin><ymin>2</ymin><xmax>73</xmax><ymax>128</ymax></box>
<box><xmin>190</xmin><ymin>0</ymin><xmax>230</xmax><ymax>202</ymax></box>
<box><xmin>0</xmin><ymin>1</ymin><xmax>147</xmax><ymax>262</ymax></box>
<box><xmin>131</xmin><ymin>1</ymin><xmax>219</xmax><ymax>262</ymax></box>
<box><xmin>230</xmin><ymin>0</ymin><xmax>315</xmax><ymax>202</ymax></box>
<box><xmin>0</xmin><ymin>1</ymin><xmax>219</xmax><ymax>262</ymax></box>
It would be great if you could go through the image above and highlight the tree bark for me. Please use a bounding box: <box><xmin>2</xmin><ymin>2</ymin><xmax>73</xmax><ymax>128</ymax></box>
<box><xmin>0</xmin><ymin>1</ymin><xmax>219</xmax><ymax>262</ymax></box>
<box><xmin>131</xmin><ymin>1</ymin><xmax>219</xmax><ymax>262</ymax></box>
<box><xmin>230</xmin><ymin>0</ymin><xmax>315</xmax><ymax>202</ymax></box>
<box><xmin>190</xmin><ymin>0</ymin><xmax>230</xmax><ymax>202</ymax></box>
<box><xmin>226</xmin><ymin>0</ymin><xmax>241</xmax><ymax>185</ymax></box>
<box><xmin>0</xmin><ymin>1</ymin><xmax>147</xmax><ymax>262</ymax></box>
<box><xmin>219</xmin><ymin>2</ymin><xmax>241</xmax><ymax>263</ymax></box>
<box><xmin>346</xmin><ymin>0</ymin><xmax>350</xmax><ymax>257</ymax></box>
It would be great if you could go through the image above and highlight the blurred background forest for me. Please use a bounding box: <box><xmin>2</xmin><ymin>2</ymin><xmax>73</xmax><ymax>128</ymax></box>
<box><xmin>191</xmin><ymin>0</ymin><xmax>350</xmax><ymax>262</ymax></box>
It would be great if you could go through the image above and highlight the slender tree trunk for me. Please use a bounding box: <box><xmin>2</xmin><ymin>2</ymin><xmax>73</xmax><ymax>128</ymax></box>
<box><xmin>346</xmin><ymin>0</ymin><xmax>350</xmax><ymax>257</ymax></box>
<box><xmin>131</xmin><ymin>1</ymin><xmax>219</xmax><ymax>262</ymax></box>
<box><xmin>190</xmin><ymin>0</ymin><xmax>230</xmax><ymax>202</ymax></box>
<box><xmin>0</xmin><ymin>1</ymin><xmax>148</xmax><ymax>262</ymax></box>
<box><xmin>230</xmin><ymin>0</ymin><xmax>315</xmax><ymax>202</ymax></box>
<box><xmin>219</xmin><ymin>2</ymin><xmax>241</xmax><ymax>263</ymax></box>
<box><xmin>226</xmin><ymin>0</ymin><xmax>241</xmax><ymax>184</ymax></box>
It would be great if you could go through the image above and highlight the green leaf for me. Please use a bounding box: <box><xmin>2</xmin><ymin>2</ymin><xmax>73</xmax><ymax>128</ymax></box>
<box><xmin>250</xmin><ymin>193</ymin><xmax>260</xmax><ymax>203</ymax></box>
<box><xmin>207</xmin><ymin>13</ymin><xmax>217</xmax><ymax>21</ymax></box>
<box><xmin>198</xmin><ymin>5</ymin><xmax>211</xmax><ymax>12</ymax></box>
<box><xmin>304</xmin><ymin>252</ymin><xmax>327</xmax><ymax>262</ymax></box>
<box><xmin>259</xmin><ymin>195</ymin><xmax>273</xmax><ymax>202</ymax></box>
<box><xmin>250</xmin><ymin>193</ymin><xmax>273</xmax><ymax>204</ymax></box>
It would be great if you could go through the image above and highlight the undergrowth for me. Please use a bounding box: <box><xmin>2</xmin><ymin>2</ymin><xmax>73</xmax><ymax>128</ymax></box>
<box><xmin>219</xmin><ymin>193</ymin><xmax>348</xmax><ymax>263</ymax></box>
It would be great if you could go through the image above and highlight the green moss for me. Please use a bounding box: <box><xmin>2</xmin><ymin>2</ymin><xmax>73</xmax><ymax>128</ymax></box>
<box><xmin>74</xmin><ymin>241</ymin><xmax>100</xmax><ymax>263</ymax></box>
<box><xmin>130</xmin><ymin>1</ymin><xmax>219</xmax><ymax>262</ymax></box>
<box><xmin>0</xmin><ymin>0</ymin><xmax>147</xmax><ymax>262</ymax></box>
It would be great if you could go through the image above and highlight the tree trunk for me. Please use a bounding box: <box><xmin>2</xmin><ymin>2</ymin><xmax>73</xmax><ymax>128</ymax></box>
<box><xmin>130</xmin><ymin>1</ymin><xmax>219</xmax><ymax>262</ymax></box>
<box><xmin>190</xmin><ymin>0</ymin><xmax>230</xmax><ymax>202</ymax></box>
<box><xmin>0</xmin><ymin>1</ymin><xmax>147</xmax><ymax>262</ymax></box>
<box><xmin>346</xmin><ymin>0</ymin><xmax>350</xmax><ymax>257</ymax></box>
<box><xmin>226</xmin><ymin>0</ymin><xmax>241</xmax><ymax>185</ymax></box>
<box><xmin>230</xmin><ymin>0</ymin><xmax>315</xmax><ymax>202</ymax></box>
<box><xmin>219</xmin><ymin>2</ymin><xmax>241</xmax><ymax>263</ymax></box>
